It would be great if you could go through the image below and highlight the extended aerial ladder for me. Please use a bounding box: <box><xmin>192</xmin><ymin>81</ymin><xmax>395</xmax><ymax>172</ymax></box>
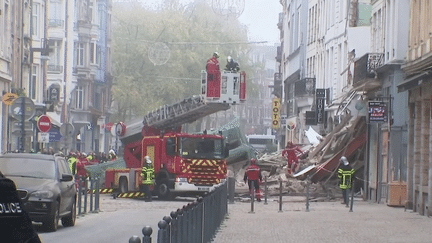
<box><xmin>119</xmin><ymin>71</ymin><xmax>247</xmax><ymax>169</ymax></box>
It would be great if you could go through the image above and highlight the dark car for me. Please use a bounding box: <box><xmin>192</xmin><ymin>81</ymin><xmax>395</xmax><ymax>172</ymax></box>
<box><xmin>0</xmin><ymin>153</ymin><xmax>77</xmax><ymax>232</ymax></box>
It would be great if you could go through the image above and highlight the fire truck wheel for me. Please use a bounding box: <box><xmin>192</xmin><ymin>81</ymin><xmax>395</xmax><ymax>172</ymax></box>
<box><xmin>119</xmin><ymin>177</ymin><xmax>128</xmax><ymax>193</ymax></box>
<box><xmin>156</xmin><ymin>180</ymin><xmax>171</xmax><ymax>200</ymax></box>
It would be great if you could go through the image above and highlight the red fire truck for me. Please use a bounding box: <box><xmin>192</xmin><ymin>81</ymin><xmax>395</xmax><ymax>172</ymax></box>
<box><xmin>105</xmin><ymin>69</ymin><xmax>246</xmax><ymax>199</ymax></box>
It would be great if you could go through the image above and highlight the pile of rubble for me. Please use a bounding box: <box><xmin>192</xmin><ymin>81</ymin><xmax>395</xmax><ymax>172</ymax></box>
<box><xmin>228</xmin><ymin>149</ymin><xmax>340</xmax><ymax>199</ymax></box>
<box><xmin>229</xmin><ymin>115</ymin><xmax>368</xmax><ymax>198</ymax></box>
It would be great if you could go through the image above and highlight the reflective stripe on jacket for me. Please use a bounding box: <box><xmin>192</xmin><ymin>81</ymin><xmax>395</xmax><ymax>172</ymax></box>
<box><xmin>338</xmin><ymin>168</ymin><xmax>355</xmax><ymax>189</ymax></box>
<box><xmin>141</xmin><ymin>167</ymin><xmax>155</xmax><ymax>185</ymax></box>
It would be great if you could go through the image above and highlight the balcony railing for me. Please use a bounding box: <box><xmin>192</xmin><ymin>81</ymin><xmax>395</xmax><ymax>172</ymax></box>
<box><xmin>47</xmin><ymin>65</ymin><xmax>63</xmax><ymax>73</ymax></box>
<box><xmin>353</xmin><ymin>53</ymin><xmax>384</xmax><ymax>86</ymax></box>
<box><xmin>276</xmin><ymin>46</ymin><xmax>282</xmax><ymax>63</ymax></box>
<box><xmin>48</xmin><ymin>19</ymin><xmax>64</xmax><ymax>28</ymax></box>
<box><xmin>294</xmin><ymin>78</ymin><xmax>315</xmax><ymax>96</ymax></box>
<box><xmin>277</xmin><ymin>12</ymin><xmax>283</xmax><ymax>30</ymax></box>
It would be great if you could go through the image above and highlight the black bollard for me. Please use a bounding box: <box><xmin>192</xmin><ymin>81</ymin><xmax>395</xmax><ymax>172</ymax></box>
<box><xmin>129</xmin><ymin>235</ymin><xmax>141</xmax><ymax>243</ymax></box>
<box><xmin>78</xmin><ymin>176</ymin><xmax>82</xmax><ymax>215</ymax></box>
<box><xmin>170</xmin><ymin>211</ymin><xmax>178</xmax><ymax>243</ymax></box>
<box><xmin>249</xmin><ymin>181</ymin><xmax>255</xmax><ymax>214</ymax></box>
<box><xmin>349</xmin><ymin>178</ymin><xmax>355</xmax><ymax>212</ymax></box>
<box><xmin>278</xmin><ymin>179</ymin><xmax>283</xmax><ymax>212</ymax></box>
<box><xmin>83</xmin><ymin>177</ymin><xmax>88</xmax><ymax>214</ymax></box>
<box><xmin>163</xmin><ymin>216</ymin><xmax>171</xmax><ymax>242</ymax></box>
<box><xmin>228</xmin><ymin>177</ymin><xmax>235</xmax><ymax>204</ymax></box>
<box><xmin>264</xmin><ymin>176</ymin><xmax>268</xmax><ymax>205</ymax></box>
<box><xmin>89</xmin><ymin>177</ymin><xmax>93</xmax><ymax>212</ymax></box>
<box><xmin>306</xmin><ymin>175</ymin><xmax>310</xmax><ymax>212</ymax></box>
<box><xmin>95</xmin><ymin>177</ymin><xmax>100</xmax><ymax>212</ymax></box>
<box><xmin>142</xmin><ymin>226</ymin><xmax>152</xmax><ymax>243</ymax></box>
<box><xmin>157</xmin><ymin>220</ymin><xmax>168</xmax><ymax>243</ymax></box>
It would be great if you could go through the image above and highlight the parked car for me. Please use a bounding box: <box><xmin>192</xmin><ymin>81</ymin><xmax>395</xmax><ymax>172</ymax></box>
<box><xmin>0</xmin><ymin>153</ymin><xmax>77</xmax><ymax>232</ymax></box>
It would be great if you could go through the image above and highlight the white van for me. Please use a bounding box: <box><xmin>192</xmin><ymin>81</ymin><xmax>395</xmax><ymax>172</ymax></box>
<box><xmin>246</xmin><ymin>134</ymin><xmax>277</xmax><ymax>152</ymax></box>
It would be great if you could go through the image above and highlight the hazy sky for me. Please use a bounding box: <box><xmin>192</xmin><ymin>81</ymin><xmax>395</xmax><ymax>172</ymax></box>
<box><xmin>238</xmin><ymin>0</ymin><xmax>281</xmax><ymax>45</ymax></box>
<box><xmin>141</xmin><ymin>0</ymin><xmax>282</xmax><ymax>45</ymax></box>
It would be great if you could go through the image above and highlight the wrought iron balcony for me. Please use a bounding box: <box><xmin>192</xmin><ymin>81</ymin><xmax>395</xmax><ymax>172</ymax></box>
<box><xmin>294</xmin><ymin>78</ymin><xmax>315</xmax><ymax>97</ymax></box>
<box><xmin>47</xmin><ymin>65</ymin><xmax>63</xmax><ymax>73</ymax></box>
<box><xmin>277</xmin><ymin>12</ymin><xmax>283</xmax><ymax>30</ymax></box>
<box><xmin>353</xmin><ymin>53</ymin><xmax>384</xmax><ymax>86</ymax></box>
<box><xmin>48</xmin><ymin>19</ymin><xmax>64</xmax><ymax>28</ymax></box>
<box><xmin>276</xmin><ymin>46</ymin><xmax>282</xmax><ymax>63</ymax></box>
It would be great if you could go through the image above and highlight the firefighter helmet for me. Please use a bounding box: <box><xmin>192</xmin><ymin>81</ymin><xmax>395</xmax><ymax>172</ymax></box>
<box><xmin>145</xmin><ymin>156</ymin><xmax>152</xmax><ymax>165</ymax></box>
<box><xmin>340</xmin><ymin>156</ymin><xmax>349</xmax><ymax>165</ymax></box>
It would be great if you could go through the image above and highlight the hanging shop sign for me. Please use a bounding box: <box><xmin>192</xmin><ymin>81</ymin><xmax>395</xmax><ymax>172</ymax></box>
<box><xmin>272</xmin><ymin>98</ymin><xmax>281</xmax><ymax>129</ymax></box>
<box><xmin>316</xmin><ymin>89</ymin><xmax>326</xmax><ymax>124</ymax></box>
<box><xmin>368</xmin><ymin>101</ymin><xmax>388</xmax><ymax>122</ymax></box>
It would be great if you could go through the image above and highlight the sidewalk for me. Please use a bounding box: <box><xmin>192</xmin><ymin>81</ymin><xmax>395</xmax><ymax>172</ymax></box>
<box><xmin>212</xmin><ymin>196</ymin><xmax>432</xmax><ymax>243</ymax></box>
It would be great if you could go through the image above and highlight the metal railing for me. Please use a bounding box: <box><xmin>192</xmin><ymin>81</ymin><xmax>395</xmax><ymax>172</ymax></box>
<box><xmin>77</xmin><ymin>176</ymin><xmax>100</xmax><ymax>216</ymax></box>
<box><xmin>129</xmin><ymin>181</ymin><xmax>228</xmax><ymax>243</ymax></box>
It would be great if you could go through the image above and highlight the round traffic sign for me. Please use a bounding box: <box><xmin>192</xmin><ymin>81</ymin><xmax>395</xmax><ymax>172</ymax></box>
<box><xmin>37</xmin><ymin>115</ymin><xmax>52</xmax><ymax>132</ymax></box>
<box><xmin>10</xmin><ymin>97</ymin><xmax>35</xmax><ymax>121</ymax></box>
<box><xmin>60</xmin><ymin>123</ymin><xmax>75</xmax><ymax>137</ymax></box>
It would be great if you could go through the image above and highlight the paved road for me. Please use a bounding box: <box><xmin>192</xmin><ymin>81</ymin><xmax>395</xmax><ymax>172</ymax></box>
<box><xmin>37</xmin><ymin>194</ymin><xmax>194</xmax><ymax>243</ymax></box>
<box><xmin>213</xmin><ymin>196</ymin><xmax>432</xmax><ymax>243</ymax></box>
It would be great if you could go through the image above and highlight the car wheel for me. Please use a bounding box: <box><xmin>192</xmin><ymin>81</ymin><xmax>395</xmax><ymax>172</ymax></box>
<box><xmin>43</xmin><ymin>201</ymin><xmax>59</xmax><ymax>232</ymax></box>
<box><xmin>157</xmin><ymin>180</ymin><xmax>172</xmax><ymax>200</ymax></box>
<box><xmin>61</xmin><ymin>200</ymin><xmax>76</xmax><ymax>227</ymax></box>
<box><xmin>119</xmin><ymin>177</ymin><xmax>128</xmax><ymax>193</ymax></box>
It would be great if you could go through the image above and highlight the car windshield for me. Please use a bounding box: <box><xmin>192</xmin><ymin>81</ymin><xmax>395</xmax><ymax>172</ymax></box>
<box><xmin>179</xmin><ymin>137</ymin><xmax>224</xmax><ymax>159</ymax></box>
<box><xmin>0</xmin><ymin>158</ymin><xmax>56</xmax><ymax>179</ymax></box>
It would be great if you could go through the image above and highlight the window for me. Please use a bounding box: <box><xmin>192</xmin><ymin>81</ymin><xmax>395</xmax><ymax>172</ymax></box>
<box><xmin>90</xmin><ymin>42</ymin><xmax>100</xmax><ymax>65</ymax></box>
<box><xmin>98</xmin><ymin>5</ymin><xmax>103</xmax><ymax>27</ymax></box>
<box><xmin>75</xmin><ymin>86</ymin><xmax>83</xmax><ymax>109</ymax></box>
<box><xmin>50</xmin><ymin>0</ymin><xmax>61</xmax><ymax>21</ymax></box>
<box><xmin>2</xmin><ymin>3</ymin><xmax>10</xmax><ymax>55</ymax></box>
<box><xmin>74</xmin><ymin>42</ymin><xmax>85</xmax><ymax>66</ymax></box>
<box><xmin>48</xmin><ymin>40</ymin><xmax>62</xmax><ymax>72</ymax></box>
<box><xmin>90</xmin><ymin>42</ymin><xmax>95</xmax><ymax>64</ymax></box>
<box><xmin>30</xmin><ymin>65</ymin><xmax>38</xmax><ymax>99</ymax></box>
<box><xmin>32</xmin><ymin>3</ymin><xmax>39</xmax><ymax>37</ymax></box>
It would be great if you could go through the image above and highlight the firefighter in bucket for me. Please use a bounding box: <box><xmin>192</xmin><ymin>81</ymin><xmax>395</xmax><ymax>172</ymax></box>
<box><xmin>141</xmin><ymin>156</ymin><xmax>155</xmax><ymax>202</ymax></box>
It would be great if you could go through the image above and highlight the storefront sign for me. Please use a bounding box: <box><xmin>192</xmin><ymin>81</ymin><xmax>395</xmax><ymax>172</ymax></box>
<box><xmin>368</xmin><ymin>101</ymin><xmax>387</xmax><ymax>122</ymax></box>
<box><xmin>272</xmin><ymin>98</ymin><xmax>281</xmax><ymax>129</ymax></box>
<box><xmin>316</xmin><ymin>89</ymin><xmax>326</xmax><ymax>124</ymax></box>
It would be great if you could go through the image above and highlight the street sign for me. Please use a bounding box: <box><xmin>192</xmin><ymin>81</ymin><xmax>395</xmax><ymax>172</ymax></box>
<box><xmin>10</xmin><ymin>97</ymin><xmax>36</xmax><ymax>121</ymax></box>
<box><xmin>12</xmin><ymin>121</ymin><xmax>33</xmax><ymax>135</ymax></box>
<box><xmin>37</xmin><ymin>115</ymin><xmax>52</xmax><ymax>132</ymax></box>
<box><xmin>38</xmin><ymin>132</ymin><xmax>49</xmax><ymax>143</ymax></box>
<box><xmin>2</xmin><ymin>93</ymin><xmax>18</xmax><ymax>106</ymax></box>
<box><xmin>60</xmin><ymin>123</ymin><xmax>74</xmax><ymax>137</ymax></box>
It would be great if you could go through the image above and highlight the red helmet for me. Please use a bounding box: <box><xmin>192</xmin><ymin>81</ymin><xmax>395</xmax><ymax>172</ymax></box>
<box><xmin>250</xmin><ymin>158</ymin><xmax>256</xmax><ymax>164</ymax></box>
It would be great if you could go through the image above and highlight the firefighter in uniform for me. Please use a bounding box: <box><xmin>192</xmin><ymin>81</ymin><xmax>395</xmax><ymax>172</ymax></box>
<box><xmin>282</xmin><ymin>142</ymin><xmax>304</xmax><ymax>174</ymax></box>
<box><xmin>225</xmin><ymin>56</ymin><xmax>240</xmax><ymax>72</ymax></box>
<box><xmin>68</xmin><ymin>152</ymin><xmax>77</xmax><ymax>176</ymax></box>
<box><xmin>141</xmin><ymin>156</ymin><xmax>155</xmax><ymax>202</ymax></box>
<box><xmin>243</xmin><ymin>158</ymin><xmax>263</xmax><ymax>202</ymax></box>
<box><xmin>338</xmin><ymin>156</ymin><xmax>355</xmax><ymax>207</ymax></box>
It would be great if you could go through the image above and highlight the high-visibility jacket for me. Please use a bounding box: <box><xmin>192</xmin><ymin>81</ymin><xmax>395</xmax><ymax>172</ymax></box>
<box><xmin>141</xmin><ymin>166</ymin><xmax>155</xmax><ymax>185</ymax></box>
<box><xmin>68</xmin><ymin>157</ymin><xmax>77</xmax><ymax>175</ymax></box>
<box><xmin>338</xmin><ymin>165</ymin><xmax>355</xmax><ymax>190</ymax></box>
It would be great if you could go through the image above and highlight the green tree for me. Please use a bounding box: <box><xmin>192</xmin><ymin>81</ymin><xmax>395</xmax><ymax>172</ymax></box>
<box><xmin>111</xmin><ymin>0</ymin><xmax>260</xmax><ymax>123</ymax></box>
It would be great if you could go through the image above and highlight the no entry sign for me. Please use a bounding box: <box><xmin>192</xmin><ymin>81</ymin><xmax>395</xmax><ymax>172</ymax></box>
<box><xmin>37</xmin><ymin>115</ymin><xmax>52</xmax><ymax>133</ymax></box>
